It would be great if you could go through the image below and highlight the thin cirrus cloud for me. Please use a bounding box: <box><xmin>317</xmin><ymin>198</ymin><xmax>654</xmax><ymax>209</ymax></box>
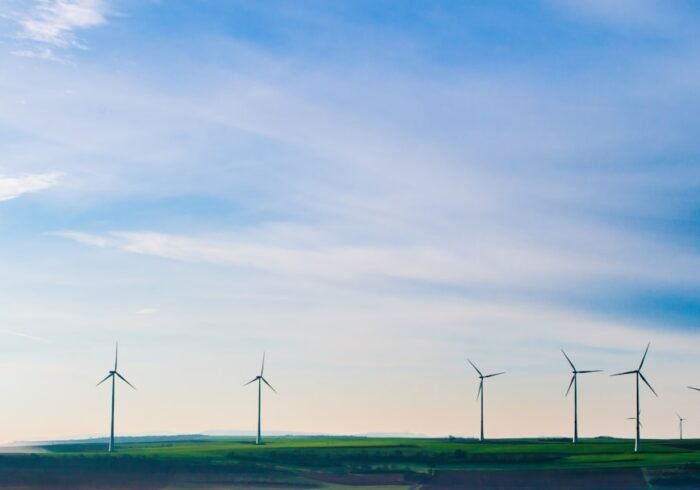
<box><xmin>0</xmin><ymin>328</ymin><xmax>50</xmax><ymax>343</ymax></box>
<box><xmin>50</xmin><ymin>230</ymin><xmax>109</xmax><ymax>247</ymax></box>
<box><xmin>0</xmin><ymin>172</ymin><xmax>62</xmax><ymax>201</ymax></box>
<box><xmin>135</xmin><ymin>307</ymin><xmax>158</xmax><ymax>315</ymax></box>
<box><xmin>9</xmin><ymin>46</ymin><xmax>67</xmax><ymax>63</ymax></box>
<box><xmin>53</xmin><ymin>228</ymin><xmax>700</xmax><ymax>292</ymax></box>
<box><xmin>17</xmin><ymin>0</ymin><xmax>109</xmax><ymax>46</ymax></box>
<box><xmin>9</xmin><ymin>0</ymin><xmax>110</xmax><ymax>61</ymax></box>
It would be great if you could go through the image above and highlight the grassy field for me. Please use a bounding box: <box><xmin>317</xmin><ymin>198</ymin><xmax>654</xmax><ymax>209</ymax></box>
<box><xmin>2</xmin><ymin>436</ymin><xmax>700</xmax><ymax>488</ymax></box>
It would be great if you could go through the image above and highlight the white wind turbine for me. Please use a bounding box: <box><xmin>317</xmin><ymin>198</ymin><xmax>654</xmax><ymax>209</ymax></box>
<box><xmin>561</xmin><ymin>349</ymin><xmax>601</xmax><ymax>443</ymax></box>
<box><xmin>677</xmin><ymin>413</ymin><xmax>686</xmax><ymax>440</ymax></box>
<box><xmin>611</xmin><ymin>342</ymin><xmax>657</xmax><ymax>453</ymax></box>
<box><xmin>244</xmin><ymin>353</ymin><xmax>277</xmax><ymax>445</ymax></box>
<box><xmin>468</xmin><ymin>359</ymin><xmax>504</xmax><ymax>441</ymax></box>
<box><xmin>96</xmin><ymin>343</ymin><xmax>136</xmax><ymax>453</ymax></box>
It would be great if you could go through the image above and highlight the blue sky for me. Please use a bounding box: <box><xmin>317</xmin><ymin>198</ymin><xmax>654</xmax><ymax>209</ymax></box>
<box><xmin>1</xmin><ymin>0</ymin><xmax>700</xmax><ymax>443</ymax></box>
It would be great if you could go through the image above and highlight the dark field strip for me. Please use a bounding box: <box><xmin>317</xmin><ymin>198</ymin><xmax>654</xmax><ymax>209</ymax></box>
<box><xmin>423</xmin><ymin>468</ymin><xmax>648</xmax><ymax>490</ymax></box>
<box><xmin>0</xmin><ymin>455</ymin><xmax>304</xmax><ymax>489</ymax></box>
<box><xmin>4</xmin><ymin>437</ymin><xmax>700</xmax><ymax>488</ymax></box>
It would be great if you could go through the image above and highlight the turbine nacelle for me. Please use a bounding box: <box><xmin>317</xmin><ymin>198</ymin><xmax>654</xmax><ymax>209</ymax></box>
<box><xmin>468</xmin><ymin>359</ymin><xmax>504</xmax><ymax>384</ymax></box>
<box><xmin>97</xmin><ymin>345</ymin><xmax>136</xmax><ymax>390</ymax></box>
<box><xmin>561</xmin><ymin>349</ymin><xmax>602</xmax><ymax>397</ymax></box>
<box><xmin>244</xmin><ymin>375</ymin><xmax>277</xmax><ymax>393</ymax></box>
<box><xmin>244</xmin><ymin>354</ymin><xmax>278</xmax><ymax>394</ymax></box>
<box><xmin>611</xmin><ymin>342</ymin><xmax>657</xmax><ymax>396</ymax></box>
<box><xmin>611</xmin><ymin>370</ymin><xmax>657</xmax><ymax>397</ymax></box>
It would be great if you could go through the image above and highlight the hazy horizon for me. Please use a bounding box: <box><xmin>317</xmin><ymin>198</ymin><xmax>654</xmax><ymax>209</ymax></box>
<box><xmin>3</xmin><ymin>430</ymin><xmax>686</xmax><ymax>448</ymax></box>
<box><xmin>1</xmin><ymin>0</ymin><xmax>700</xmax><ymax>445</ymax></box>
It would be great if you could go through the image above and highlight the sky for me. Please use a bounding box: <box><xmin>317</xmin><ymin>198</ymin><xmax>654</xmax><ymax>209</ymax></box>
<box><xmin>1</xmin><ymin>0</ymin><xmax>700</xmax><ymax>444</ymax></box>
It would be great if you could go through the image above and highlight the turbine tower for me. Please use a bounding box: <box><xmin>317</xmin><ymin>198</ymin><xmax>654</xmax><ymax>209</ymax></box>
<box><xmin>677</xmin><ymin>413</ymin><xmax>686</xmax><ymax>440</ymax></box>
<box><xmin>468</xmin><ymin>359</ymin><xmax>504</xmax><ymax>441</ymax></box>
<box><xmin>96</xmin><ymin>343</ymin><xmax>136</xmax><ymax>453</ymax></box>
<box><xmin>611</xmin><ymin>342</ymin><xmax>657</xmax><ymax>453</ymax></box>
<box><xmin>244</xmin><ymin>353</ymin><xmax>277</xmax><ymax>445</ymax></box>
<box><xmin>561</xmin><ymin>349</ymin><xmax>601</xmax><ymax>443</ymax></box>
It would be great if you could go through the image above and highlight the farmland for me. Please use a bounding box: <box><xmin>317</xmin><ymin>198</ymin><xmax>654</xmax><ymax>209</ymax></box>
<box><xmin>2</xmin><ymin>436</ymin><xmax>700</xmax><ymax>488</ymax></box>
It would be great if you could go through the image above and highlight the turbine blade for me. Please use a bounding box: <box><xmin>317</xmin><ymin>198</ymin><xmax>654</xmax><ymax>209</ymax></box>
<box><xmin>114</xmin><ymin>342</ymin><xmax>119</xmax><ymax>372</ymax></box>
<box><xmin>467</xmin><ymin>359</ymin><xmax>483</xmax><ymax>377</ymax></box>
<box><xmin>577</xmin><ymin>370</ymin><xmax>602</xmax><ymax>374</ymax></box>
<box><xmin>261</xmin><ymin>376</ymin><xmax>277</xmax><ymax>394</ymax></box>
<box><xmin>688</xmin><ymin>386</ymin><xmax>700</xmax><ymax>391</ymax></box>
<box><xmin>116</xmin><ymin>372</ymin><xmax>136</xmax><ymax>390</ymax></box>
<box><xmin>243</xmin><ymin>376</ymin><xmax>259</xmax><ymax>387</ymax></box>
<box><xmin>260</xmin><ymin>352</ymin><xmax>265</xmax><ymax>377</ymax></box>
<box><xmin>561</xmin><ymin>349</ymin><xmax>575</xmax><ymax>370</ymax></box>
<box><xmin>96</xmin><ymin>373</ymin><xmax>113</xmax><ymax>387</ymax></box>
<box><xmin>484</xmin><ymin>371</ymin><xmax>505</xmax><ymax>378</ymax></box>
<box><xmin>565</xmin><ymin>375</ymin><xmax>575</xmax><ymax>397</ymax></box>
<box><xmin>639</xmin><ymin>372</ymin><xmax>658</xmax><ymax>397</ymax></box>
<box><xmin>638</xmin><ymin>342</ymin><xmax>650</xmax><ymax>370</ymax></box>
<box><xmin>476</xmin><ymin>380</ymin><xmax>482</xmax><ymax>400</ymax></box>
<box><xmin>611</xmin><ymin>370</ymin><xmax>636</xmax><ymax>376</ymax></box>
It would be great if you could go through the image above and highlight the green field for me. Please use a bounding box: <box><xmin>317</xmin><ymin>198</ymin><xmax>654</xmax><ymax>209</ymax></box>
<box><xmin>3</xmin><ymin>436</ymin><xmax>700</xmax><ymax>488</ymax></box>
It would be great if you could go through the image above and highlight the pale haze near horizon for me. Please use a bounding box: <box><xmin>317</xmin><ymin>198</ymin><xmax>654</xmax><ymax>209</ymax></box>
<box><xmin>1</xmin><ymin>0</ymin><xmax>700</xmax><ymax>445</ymax></box>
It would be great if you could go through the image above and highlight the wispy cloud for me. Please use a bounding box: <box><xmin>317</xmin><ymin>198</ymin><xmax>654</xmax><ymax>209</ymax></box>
<box><xmin>17</xmin><ymin>0</ymin><xmax>109</xmax><ymax>47</ymax></box>
<box><xmin>5</xmin><ymin>0</ymin><xmax>110</xmax><ymax>61</ymax></box>
<box><xmin>135</xmin><ymin>307</ymin><xmax>158</xmax><ymax>315</ymax></box>
<box><xmin>0</xmin><ymin>172</ymin><xmax>62</xmax><ymax>201</ymax></box>
<box><xmin>10</xmin><ymin>47</ymin><xmax>70</xmax><ymax>64</ymax></box>
<box><xmin>50</xmin><ymin>230</ymin><xmax>107</xmax><ymax>247</ymax></box>
<box><xmin>0</xmin><ymin>328</ymin><xmax>50</xmax><ymax>343</ymax></box>
<box><xmin>55</xmin><ymin>227</ymin><xmax>700</xmax><ymax>294</ymax></box>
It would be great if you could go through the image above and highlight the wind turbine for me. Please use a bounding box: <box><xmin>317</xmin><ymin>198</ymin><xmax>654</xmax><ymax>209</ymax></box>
<box><xmin>611</xmin><ymin>342</ymin><xmax>657</xmax><ymax>453</ymax></box>
<box><xmin>96</xmin><ymin>343</ymin><xmax>136</xmax><ymax>453</ymax></box>
<box><xmin>677</xmin><ymin>413</ymin><xmax>686</xmax><ymax>440</ymax></box>
<box><xmin>561</xmin><ymin>350</ymin><xmax>601</xmax><ymax>443</ymax></box>
<box><xmin>244</xmin><ymin>353</ymin><xmax>277</xmax><ymax>445</ymax></box>
<box><xmin>468</xmin><ymin>359</ymin><xmax>504</xmax><ymax>441</ymax></box>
